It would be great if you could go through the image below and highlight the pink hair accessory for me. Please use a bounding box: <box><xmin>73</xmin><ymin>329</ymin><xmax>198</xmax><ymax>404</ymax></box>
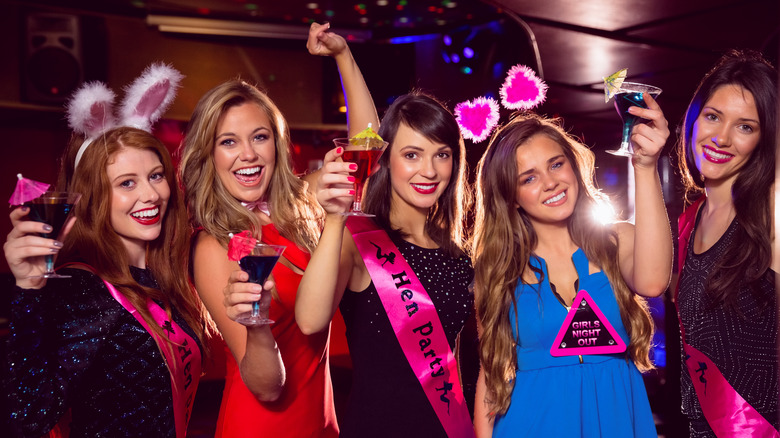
<box><xmin>454</xmin><ymin>96</ymin><xmax>500</xmax><ymax>143</ymax></box>
<box><xmin>499</xmin><ymin>64</ymin><xmax>547</xmax><ymax>110</ymax></box>
<box><xmin>65</xmin><ymin>62</ymin><xmax>183</xmax><ymax>168</ymax></box>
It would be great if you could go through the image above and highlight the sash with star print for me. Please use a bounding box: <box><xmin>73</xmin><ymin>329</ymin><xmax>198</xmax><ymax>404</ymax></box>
<box><xmin>675</xmin><ymin>199</ymin><xmax>779</xmax><ymax>437</ymax></box>
<box><xmin>346</xmin><ymin>217</ymin><xmax>475</xmax><ymax>438</ymax></box>
<box><xmin>103</xmin><ymin>279</ymin><xmax>201</xmax><ymax>438</ymax></box>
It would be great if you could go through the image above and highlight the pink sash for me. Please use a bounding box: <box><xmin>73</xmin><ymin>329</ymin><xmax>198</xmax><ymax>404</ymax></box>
<box><xmin>676</xmin><ymin>199</ymin><xmax>779</xmax><ymax>437</ymax></box>
<box><xmin>104</xmin><ymin>280</ymin><xmax>202</xmax><ymax>438</ymax></box>
<box><xmin>347</xmin><ymin>217</ymin><xmax>475</xmax><ymax>437</ymax></box>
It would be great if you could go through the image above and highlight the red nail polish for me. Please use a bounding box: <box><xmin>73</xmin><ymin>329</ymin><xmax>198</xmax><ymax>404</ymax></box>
<box><xmin>348</xmin><ymin>190</ymin><xmax>355</xmax><ymax>195</ymax></box>
<box><xmin>347</xmin><ymin>176</ymin><xmax>355</xmax><ymax>182</ymax></box>
<box><xmin>349</xmin><ymin>163</ymin><xmax>358</xmax><ymax>171</ymax></box>
<box><xmin>336</xmin><ymin>147</ymin><xmax>343</xmax><ymax>154</ymax></box>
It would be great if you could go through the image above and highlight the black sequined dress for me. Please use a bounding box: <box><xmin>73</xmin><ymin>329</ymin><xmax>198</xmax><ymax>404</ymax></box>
<box><xmin>7</xmin><ymin>266</ymin><xmax>202</xmax><ymax>438</ymax></box>
<box><xmin>338</xmin><ymin>237</ymin><xmax>474</xmax><ymax>437</ymax></box>
<box><xmin>678</xmin><ymin>211</ymin><xmax>778</xmax><ymax>437</ymax></box>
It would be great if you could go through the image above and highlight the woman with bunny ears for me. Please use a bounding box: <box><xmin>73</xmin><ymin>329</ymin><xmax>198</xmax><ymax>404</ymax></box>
<box><xmin>4</xmin><ymin>64</ymin><xmax>209</xmax><ymax>438</ymax></box>
<box><xmin>471</xmin><ymin>105</ymin><xmax>671</xmax><ymax>434</ymax></box>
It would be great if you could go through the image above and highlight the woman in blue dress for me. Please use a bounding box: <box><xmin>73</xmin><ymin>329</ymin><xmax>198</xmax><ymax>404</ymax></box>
<box><xmin>471</xmin><ymin>108</ymin><xmax>671</xmax><ymax>436</ymax></box>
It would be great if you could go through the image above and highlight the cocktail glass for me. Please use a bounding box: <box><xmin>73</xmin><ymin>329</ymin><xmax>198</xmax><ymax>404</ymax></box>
<box><xmin>24</xmin><ymin>191</ymin><xmax>81</xmax><ymax>279</ymax></box>
<box><xmin>333</xmin><ymin>136</ymin><xmax>388</xmax><ymax>217</ymax></box>
<box><xmin>607</xmin><ymin>82</ymin><xmax>662</xmax><ymax>157</ymax></box>
<box><xmin>235</xmin><ymin>243</ymin><xmax>286</xmax><ymax>326</ymax></box>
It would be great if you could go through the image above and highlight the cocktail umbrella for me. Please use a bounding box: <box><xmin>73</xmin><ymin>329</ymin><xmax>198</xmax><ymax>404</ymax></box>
<box><xmin>227</xmin><ymin>231</ymin><xmax>257</xmax><ymax>261</ymax></box>
<box><xmin>603</xmin><ymin>68</ymin><xmax>628</xmax><ymax>102</ymax></box>
<box><xmin>8</xmin><ymin>173</ymin><xmax>50</xmax><ymax>206</ymax></box>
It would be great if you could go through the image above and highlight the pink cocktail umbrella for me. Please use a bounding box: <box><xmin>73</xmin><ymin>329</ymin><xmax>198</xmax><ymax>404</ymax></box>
<box><xmin>8</xmin><ymin>174</ymin><xmax>50</xmax><ymax>206</ymax></box>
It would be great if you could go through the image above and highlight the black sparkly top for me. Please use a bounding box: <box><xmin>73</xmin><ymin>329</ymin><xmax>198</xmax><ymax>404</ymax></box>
<box><xmin>678</xmin><ymin>213</ymin><xmax>778</xmax><ymax>436</ymax></box>
<box><xmin>7</xmin><ymin>266</ymin><xmax>202</xmax><ymax>438</ymax></box>
<box><xmin>338</xmin><ymin>237</ymin><xmax>474</xmax><ymax>437</ymax></box>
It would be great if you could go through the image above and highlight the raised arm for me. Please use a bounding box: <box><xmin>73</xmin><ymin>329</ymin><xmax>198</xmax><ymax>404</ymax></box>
<box><xmin>296</xmin><ymin>146</ymin><xmax>360</xmax><ymax>334</ymax></box>
<box><xmin>615</xmin><ymin>93</ymin><xmax>673</xmax><ymax>297</ymax></box>
<box><xmin>307</xmin><ymin>22</ymin><xmax>379</xmax><ymax>136</ymax></box>
<box><xmin>192</xmin><ymin>232</ymin><xmax>284</xmax><ymax>402</ymax></box>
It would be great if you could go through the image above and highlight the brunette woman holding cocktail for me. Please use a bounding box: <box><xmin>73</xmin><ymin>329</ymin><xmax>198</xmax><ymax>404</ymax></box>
<box><xmin>675</xmin><ymin>49</ymin><xmax>778</xmax><ymax>437</ymax></box>
<box><xmin>5</xmin><ymin>65</ymin><xmax>208</xmax><ymax>437</ymax></box>
<box><xmin>296</xmin><ymin>23</ymin><xmax>474</xmax><ymax>437</ymax></box>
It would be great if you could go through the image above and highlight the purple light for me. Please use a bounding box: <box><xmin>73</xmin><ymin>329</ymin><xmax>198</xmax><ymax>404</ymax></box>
<box><xmin>463</xmin><ymin>47</ymin><xmax>474</xmax><ymax>58</ymax></box>
<box><xmin>451</xmin><ymin>53</ymin><xmax>460</xmax><ymax>63</ymax></box>
<box><xmin>443</xmin><ymin>35</ymin><xmax>452</xmax><ymax>46</ymax></box>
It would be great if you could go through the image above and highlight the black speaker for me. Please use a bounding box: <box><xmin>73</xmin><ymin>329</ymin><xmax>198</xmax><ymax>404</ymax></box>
<box><xmin>22</xmin><ymin>12</ymin><xmax>83</xmax><ymax>104</ymax></box>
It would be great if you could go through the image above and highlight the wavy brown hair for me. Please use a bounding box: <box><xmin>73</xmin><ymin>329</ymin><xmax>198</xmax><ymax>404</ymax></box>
<box><xmin>362</xmin><ymin>91</ymin><xmax>471</xmax><ymax>257</ymax></box>
<box><xmin>472</xmin><ymin>114</ymin><xmax>654</xmax><ymax>415</ymax></box>
<box><xmin>57</xmin><ymin>127</ymin><xmax>209</xmax><ymax>349</ymax></box>
<box><xmin>179</xmin><ymin>79</ymin><xmax>322</xmax><ymax>251</ymax></box>
<box><xmin>677</xmin><ymin>49</ymin><xmax>777</xmax><ymax>309</ymax></box>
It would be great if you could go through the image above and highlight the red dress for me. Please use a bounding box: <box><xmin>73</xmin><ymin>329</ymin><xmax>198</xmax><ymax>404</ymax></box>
<box><xmin>215</xmin><ymin>224</ymin><xmax>339</xmax><ymax>437</ymax></box>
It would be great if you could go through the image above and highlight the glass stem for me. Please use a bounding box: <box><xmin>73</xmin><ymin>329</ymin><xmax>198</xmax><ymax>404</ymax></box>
<box><xmin>251</xmin><ymin>301</ymin><xmax>260</xmax><ymax>317</ymax></box>
<box><xmin>45</xmin><ymin>254</ymin><xmax>54</xmax><ymax>274</ymax></box>
<box><xmin>621</xmin><ymin>121</ymin><xmax>633</xmax><ymax>150</ymax></box>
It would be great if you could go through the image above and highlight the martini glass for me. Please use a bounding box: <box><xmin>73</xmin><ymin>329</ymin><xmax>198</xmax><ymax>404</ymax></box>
<box><xmin>333</xmin><ymin>136</ymin><xmax>388</xmax><ymax>217</ymax></box>
<box><xmin>607</xmin><ymin>82</ymin><xmax>662</xmax><ymax>156</ymax></box>
<box><xmin>24</xmin><ymin>191</ymin><xmax>81</xmax><ymax>279</ymax></box>
<box><xmin>235</xmin><ymin>243</ymin><xmax>286</xmax><ymax>326</ymax></box>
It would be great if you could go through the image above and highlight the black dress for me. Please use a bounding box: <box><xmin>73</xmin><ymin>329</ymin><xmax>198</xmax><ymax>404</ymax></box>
<box><xmin>338</xmin><ymin>238</ymin><xmax>474</xmax><ymax>437</ymax></box>
<box><xmin>678</xmin><ymin>214</ymin><xmax>778</xmax><ymax>437</ymax></box>
<box><xmin>6</xmin><ymin>267</ymin><xmax>202</xmax><ymax>438</ymax></box>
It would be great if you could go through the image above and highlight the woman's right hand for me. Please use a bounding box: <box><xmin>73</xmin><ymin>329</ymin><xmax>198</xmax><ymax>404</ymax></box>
<box><xmin>307</xmin><ymin>22</ymin><xmax>348</xmax><ymax>58</ymax></box>
<box><xmin>3</xmin><ymin>206</ymin><xmax>71</xmax><ymax>289</ymax></box>
<box><xmin>223</xmin><ymin>268</ymin><xmax>275</xmax><ymax>322</ymax></box>
<box><xmin>316</xmin><ymin>146</ymin><xmax>356</xmax><ymax>215</ymax></box>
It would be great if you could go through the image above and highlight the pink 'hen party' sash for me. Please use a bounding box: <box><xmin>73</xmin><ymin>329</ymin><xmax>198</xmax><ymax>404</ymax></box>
<box><xmin>347</xmin><ymin>217</ymin><xmax>475</xmax><ymax>437</ymax></box>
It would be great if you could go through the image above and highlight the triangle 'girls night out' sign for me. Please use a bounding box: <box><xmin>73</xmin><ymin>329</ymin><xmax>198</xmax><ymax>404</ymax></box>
<box><xmin>550</xmin><ymin>290</ymin><xmax>626</xmax><ymax>357</ymax></box>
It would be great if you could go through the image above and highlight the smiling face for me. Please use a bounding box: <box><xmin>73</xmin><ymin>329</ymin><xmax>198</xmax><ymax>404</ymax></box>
<box><xmin>213</xmin><ymin>102</ymin><xmax>276</xmax><ymax>203</ymax></box>
<box><xmin>514</xmin><ymin>133</ymin><xmax>578</xmax><ymax>227</ymax></box>
<box><xmin>107</xmin><ymin>147</ymin><xmax>170</xmax><ymax>260</ymax></box>
<box><xmin>691</xmin><ymin>84</ymin><xmax>761</xmax><ymax>187</ymax></box>
<box><xmin>388</xmin><ymin>123</ymin><xmax>453</xmax><ymax>213</ymax></box>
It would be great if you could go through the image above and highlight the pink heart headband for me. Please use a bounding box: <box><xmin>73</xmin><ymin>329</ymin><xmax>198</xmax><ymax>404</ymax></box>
<box><xmin>455</xmin><ymin>64</ymin><xmax>547</xmax><ymax>143</ymax></box>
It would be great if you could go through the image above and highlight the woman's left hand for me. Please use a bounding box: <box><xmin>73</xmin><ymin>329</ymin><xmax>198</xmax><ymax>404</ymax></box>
<box><xmin>629</xmin><ymin>92</ymin><xmax>670</xmax><ymax>169</ymax></box>
<box><xmin>223</xmin><ymin>268</ymin><xmax>275</xmax><ymax>322</ymax></box>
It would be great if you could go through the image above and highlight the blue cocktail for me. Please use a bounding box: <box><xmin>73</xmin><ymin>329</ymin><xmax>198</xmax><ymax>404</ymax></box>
<box><xmin>608</xmin><ymin>82</ymin><xmax>662</xmax><ymax>156</ymax></box>
<box><xmin>235</xmin><ymin>243</ymin><xmax>285</xmax><ymax>326</ymax></box>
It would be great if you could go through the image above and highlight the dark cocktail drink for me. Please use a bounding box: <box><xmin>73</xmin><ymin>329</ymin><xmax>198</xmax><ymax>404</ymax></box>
<box><xmin>235</xmin><ymin>243</ymin><xmax>285</xmax><ymax>326</ymax></box>
<box><xmin>24</xmin><ymin>191</ymin><xmax>81</xmax><ymax>279</ymax></box>
<box><xmin>607</xmin><ymin>82</ymin><xmax>662</xmax><ymax>156</ymax></box>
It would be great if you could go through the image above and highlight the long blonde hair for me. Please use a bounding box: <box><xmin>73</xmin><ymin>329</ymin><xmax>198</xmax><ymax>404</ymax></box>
<box><xmin>472</xmin><ymin>114</ymin><xmax>654</xmax><ymax>415</ymax></box>
<box><xmin>179</xmin><ymin>80</ymin><xmax>322</xmax><ymax>251</ymax></box>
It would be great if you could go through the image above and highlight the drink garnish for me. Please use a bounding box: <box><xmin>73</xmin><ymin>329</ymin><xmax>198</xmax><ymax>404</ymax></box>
<box><xmin>228</xmin><ymin>230</ymin><xmax>257</xmax><ymax>261</ymax></box>
<box><xmin>9</xmin><ymin>174</ymin><xmax>50</xmax><ymax>206</ymax></box>
<box><xmin>349</xmin><ymin>123</ymin><xmax>385</xmax><ymax>148</ymax></box>
<box><xmin>603</xmin><ymin>68</ymin><xmax>627</xmax><ymax>102</ymax></box>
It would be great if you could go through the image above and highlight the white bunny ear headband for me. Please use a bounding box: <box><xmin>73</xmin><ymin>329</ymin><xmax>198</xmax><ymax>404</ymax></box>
<box><xmin>65</xmin><ymin>63</ymin><xmax>183</xmax><ymax>169</ymax></box>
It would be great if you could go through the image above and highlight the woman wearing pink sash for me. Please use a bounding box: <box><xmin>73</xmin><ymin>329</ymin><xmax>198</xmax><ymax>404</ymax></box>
<box><xmin>296</xmin><ymin>23</ymin><xmax>474</xmax><ymax>438</ymax></box>
<box><xmin>4</xmin><ymin>65</ymin><xmax>208</xmax><ymax>437</ymax></box>
<box><xmin>675</xmin><ymin>49</ymin><xmax>778</xmax><ymax>437</ymax></box>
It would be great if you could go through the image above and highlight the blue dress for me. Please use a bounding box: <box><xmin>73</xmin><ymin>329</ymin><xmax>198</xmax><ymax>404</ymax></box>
<box><xmin>493</xmin><ymin>249</ymin><xmax>656</xmax><ymax>437</ymax></box>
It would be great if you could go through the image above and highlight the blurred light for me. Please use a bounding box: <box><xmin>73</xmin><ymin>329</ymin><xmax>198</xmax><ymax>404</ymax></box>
<box><xmin>325</xmin><ymin>10</ymin><xmax>335</xmax><ymax>17</ymax></box>
<box><xmin>359</xmin><ymin>17</ymin><xmax>369</xmax><ymax>23</ymax></box>
<box><xmin>591</xmin><ymin>200</ymin><xmax>617</xmax><ymax>225</ymax></box>
<box><xmin>339</xmin><ymin>105</ymin><xmax>347</xmax><ymax>113</ymax></box>
<box><xmin>461</xmin><ymin>66</ymin><xmax>472</xmax><ymax>74</ymax></box>
<box><xmin>377</xmin><ymin>0</ymin><xmax>389</xmax><ymax>5</ymax></box>
<box><xmin>196</xmin><ymin>8</ymin><xmax>210</xmax><ymax>15</ymax></box>
<box><xmin>399</xmin><ymin>16</ymin><xmax>409</xmax><ymax>23</ymax></box>
<box><xmin>245</xmin><ymin>3</ymin><xmax>258</xmax><ymax>11</ymax></box>
<box><xmin>463</xmin><ymin>47</ymin><xmax>474</xmax><ymax>58</ymax></box>
<box><xmin>442</xmin><ymin>52</ymin><xmax>450</xmax><ymax>63</ymax></box>
<box><xmin>390</xmin><ymin>33</ymin><xmax>438</xmax><ymax>44</ymax></box>
<box><xmin>306</xmin><ymin>3</ymin><xmax>318</xmax><ymax>9</ymax></box>
<box><xmin>443</xmin><ymin>34</ymin><xmax>452</xmax><ymax>46</ymax></box>
<box><xmin>399</xmin><ymin>0</ymin><xmax>408</xmax><ymax>5</ymax></box>
<box><xmin>451</xmin><ymin>53</ymin><xmax>460</xmax><ymax>63</ymax></box>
